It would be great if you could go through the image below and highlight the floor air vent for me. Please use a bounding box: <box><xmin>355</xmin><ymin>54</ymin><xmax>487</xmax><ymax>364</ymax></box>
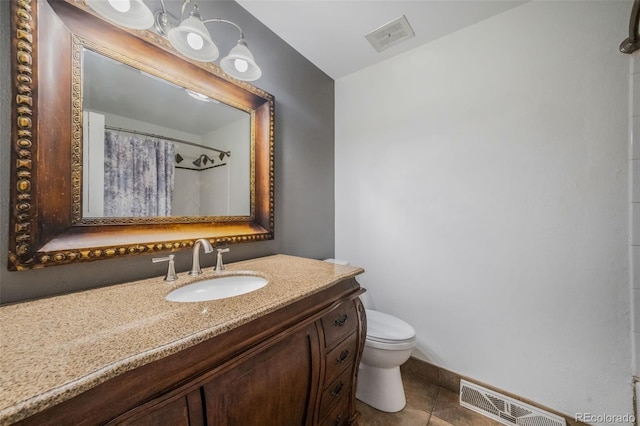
<box><xmin>460</xmin><ymin>380</ymin><xmax>566</xmax><ymax>426</ymax></box>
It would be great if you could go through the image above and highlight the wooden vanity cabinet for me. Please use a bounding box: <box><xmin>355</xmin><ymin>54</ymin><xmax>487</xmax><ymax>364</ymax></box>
<box><xmin>15</xmin><ymin>278</ymin><xmax>365</xmax><ymax>426</ymax></box>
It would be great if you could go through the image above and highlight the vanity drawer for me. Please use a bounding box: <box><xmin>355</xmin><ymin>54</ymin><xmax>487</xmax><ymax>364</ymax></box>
<box><xmin>324</xmin><ymin>332</ymin><xmax>357</xmax><ymax>384</ymax></box>
<box><xmin>322</xmin><ymin>300</ymin><xmax>358</xmax><ymax>348</ymax></box>
<box><xmin>319</xmin><ymin>398</ymin><xmax>349</xmax><ymax>426</ymax></box>
<box><xmin>319</xmin><ymin>367</ymin><xmax>352</xmax><ymax>424</ymax></box>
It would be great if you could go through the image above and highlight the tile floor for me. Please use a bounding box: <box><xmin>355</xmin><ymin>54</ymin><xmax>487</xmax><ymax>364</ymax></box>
<box><xmin>356</xmin><ymin>360</ymin><xmax>503</xmax><ymax>426</ymax></box>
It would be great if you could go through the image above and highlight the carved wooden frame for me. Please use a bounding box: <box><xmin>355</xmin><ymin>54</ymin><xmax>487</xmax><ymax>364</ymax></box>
<box><xmin>8</xmin><ymin>0</ymin><xmax>275</xmax><ymax>270</ymax></box>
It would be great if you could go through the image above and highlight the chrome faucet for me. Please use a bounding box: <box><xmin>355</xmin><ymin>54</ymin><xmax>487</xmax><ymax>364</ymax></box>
<box><xmin>189</xmin><ymin>238</ymin><xmax>213</xmax><ymax>276</ymax></box>
<box><xmin>215</xmin><ymin>248</ymin><xmax>230</xmax><ymax>272</ymax></box>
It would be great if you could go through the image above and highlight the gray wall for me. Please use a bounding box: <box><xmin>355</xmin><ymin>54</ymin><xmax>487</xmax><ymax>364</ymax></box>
<box><xmin>0</xmin><ymin>0</ymin><xmax>335</xmax><ymax>304</ymax></box>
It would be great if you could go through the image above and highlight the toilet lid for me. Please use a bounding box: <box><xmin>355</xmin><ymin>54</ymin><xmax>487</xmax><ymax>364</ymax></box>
<box><xmin>366</xmin><ymin>309</ymin><xmax>415</xmax><ymax>342</ymax></box>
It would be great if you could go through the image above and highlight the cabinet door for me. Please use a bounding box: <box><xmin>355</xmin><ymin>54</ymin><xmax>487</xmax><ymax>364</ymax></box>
<box><xmin>107</xmin><ymin>388</ymin><xmax>203</xmax><ymax>426</ymax></box>
<box><xmin>202</xmin><ymin>323</ymin><xmax>321</xmax><ymax>426</ymax></box>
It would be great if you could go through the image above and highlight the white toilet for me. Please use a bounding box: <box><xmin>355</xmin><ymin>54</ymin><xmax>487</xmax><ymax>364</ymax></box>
<box><xmin>357</xmin><ymin>309</ymin><xmax>416</xmax><ymax>412</ymax></box>
<box><xmin>323</xmin><ymin>259</ymin><xmax>416</xmax><ymax>413</ymax></box>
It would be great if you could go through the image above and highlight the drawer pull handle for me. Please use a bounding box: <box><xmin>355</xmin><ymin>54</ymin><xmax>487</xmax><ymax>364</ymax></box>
<box><xmin>334</xmin><ymin>314</ymin><xmax>348</xmax><ymax>327</ymax></box>
<box><xmin>337</xmin><ymin>350</ymin><xmax>350</xmax><ymax>363</ymax></box>
<box><xmin>331</xmin><ymin>381</ymin><xmax>344</xmax><ymax>397</ymax></box>
<box><xmin>333</xmin><ymin>414</ymin><xmax>343</xmax><ymax>426</ymax></box>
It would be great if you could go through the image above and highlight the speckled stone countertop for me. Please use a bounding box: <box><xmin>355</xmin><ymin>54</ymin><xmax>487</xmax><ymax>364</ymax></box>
<box><xmin>0</xmin><ymin>254</ymin><xmax>364</xmax><ymax>425</ymax></box>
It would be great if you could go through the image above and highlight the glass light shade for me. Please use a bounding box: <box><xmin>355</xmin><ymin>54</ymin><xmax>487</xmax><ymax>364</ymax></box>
<box><xmin>86</xmin><ymin>0</ymin><xmax>154</xmax><ymax>30</ymax></box>
<box><xmin>168</xmin><ymin>16</ymin><xmax>219</xmax><ymax>62</ymax></box>
<box><xmin>220</xmin><ymin>41</ymin><xmax>262</xmax><ymax>81</ymax></box>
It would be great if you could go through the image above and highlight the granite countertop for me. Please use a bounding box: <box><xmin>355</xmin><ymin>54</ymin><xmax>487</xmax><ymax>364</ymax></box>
<box><xmin>0</xmin><ymin>254</ymin><xmax>364</xmax><ymax>425</ymax></box>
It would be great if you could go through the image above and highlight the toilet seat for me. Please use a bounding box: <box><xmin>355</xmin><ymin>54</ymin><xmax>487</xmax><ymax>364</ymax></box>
<box><xmin>365</xmin><ymin>309</ymin><xmax>416</xmax><ymax>350</ymax></box>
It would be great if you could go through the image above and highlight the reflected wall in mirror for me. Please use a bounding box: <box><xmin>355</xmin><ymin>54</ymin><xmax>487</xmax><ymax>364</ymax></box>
<box><xmin>80</xmin><ymin>47</ymin><xmax>251</xmax><ymax>219</ymax></box>
<box><xmin>8</xmin><ymin>0</ymin><xmax>274</xmax><ymax>270</ymax></box>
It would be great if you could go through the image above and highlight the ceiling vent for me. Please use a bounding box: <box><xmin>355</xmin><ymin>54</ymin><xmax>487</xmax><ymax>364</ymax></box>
<box><xmin>365</xmin><ymin>15</ymin><xmax>415</xmax><ymax>53</ymax></box>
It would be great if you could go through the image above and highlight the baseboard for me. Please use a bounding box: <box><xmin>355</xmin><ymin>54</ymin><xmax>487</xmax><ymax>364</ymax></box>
<box><xmin>401</xmin><ymin>357</ymin><xmax>589</xmax><ymax>426</ymax></box>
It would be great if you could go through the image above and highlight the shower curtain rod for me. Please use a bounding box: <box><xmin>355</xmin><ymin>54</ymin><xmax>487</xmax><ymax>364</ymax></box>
<box><xmin>104</xmin><ymin>126</ymin><xmax>231</xmax><ymax>156</ymax></box>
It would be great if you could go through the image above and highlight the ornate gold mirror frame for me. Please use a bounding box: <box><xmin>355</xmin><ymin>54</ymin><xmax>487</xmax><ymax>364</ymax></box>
<box><xmin>8</xmin><ymin>0</ymin><xmax>275</xmax><ymax>270</ymax></box>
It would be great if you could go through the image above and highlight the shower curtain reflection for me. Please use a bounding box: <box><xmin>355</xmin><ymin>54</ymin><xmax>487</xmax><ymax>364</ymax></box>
<box><xmin>103</xmin><ymin>130</ymin><xmax>175</xmax><ymax>216</ymax></box>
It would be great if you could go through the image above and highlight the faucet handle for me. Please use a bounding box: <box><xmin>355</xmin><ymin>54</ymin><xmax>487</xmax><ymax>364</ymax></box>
<box><xmin>215</xmin><ymin>248</ymin><xmax>230</xmax><ymax>272</ymax></box>
<box><xmin>152</xmin><ymin>254</ymin><xmax>178</xmax><ymax>281</ymax></box>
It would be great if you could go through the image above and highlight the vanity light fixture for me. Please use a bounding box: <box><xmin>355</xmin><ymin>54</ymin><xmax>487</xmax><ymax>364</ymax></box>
<box><xmin>85</xmin><ymin>0</ymin><xmax>262</xmax><ymax>81</ymax></box>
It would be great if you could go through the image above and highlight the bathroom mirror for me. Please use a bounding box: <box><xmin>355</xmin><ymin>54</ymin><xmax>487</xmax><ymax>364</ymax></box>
<box><xmin>81</xmin><ymin>47</ymin><xmax>251</xmax><ymax>219</ymax></box>
<box><xmin>8</xmin><ymin>0</ymin><xmax>274</xmax><ymax>270</ymax></box>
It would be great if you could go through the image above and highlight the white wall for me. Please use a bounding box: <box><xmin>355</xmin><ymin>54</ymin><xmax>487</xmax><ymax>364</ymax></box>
<box><xmin>173</xmin><ymin>169</ymin><xmax>201</xmax><ymax>216</ymax></box>
<box><xmin>336</xmin><ymin>0</ymin><xmax>633</xmax><ymax>419</ymax></box>
<box><xmin>82</xmin><ymin>111</ymin><xmax>105</xmax><ymax>217</ymax></box>
<box><xmin>199</xmin><ymin>166</ymin><xmax>229</xmax><ymax>215</ymax></box>
<box><xmin>202</xmin><ymin>116</ymin><xmax>251</xmax><ymax>215</ymax></box>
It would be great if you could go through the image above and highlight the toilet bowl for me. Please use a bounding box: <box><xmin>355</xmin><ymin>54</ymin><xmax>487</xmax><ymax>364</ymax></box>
<box><xmin>356</xmin><ymin>309</ymin><xmax>416</xmax><ymax>412</ymax></box>
<box><xmin>322</xmin><ymin>259</ymin><xmax>416</xmax><ymax>413</ymax></box>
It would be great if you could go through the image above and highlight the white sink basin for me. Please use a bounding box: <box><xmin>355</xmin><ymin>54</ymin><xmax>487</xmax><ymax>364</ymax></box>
<box><xmin>166</xmin><ymin>274</ymin><xmax>268</xmax><ymax>302</ymax></box>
